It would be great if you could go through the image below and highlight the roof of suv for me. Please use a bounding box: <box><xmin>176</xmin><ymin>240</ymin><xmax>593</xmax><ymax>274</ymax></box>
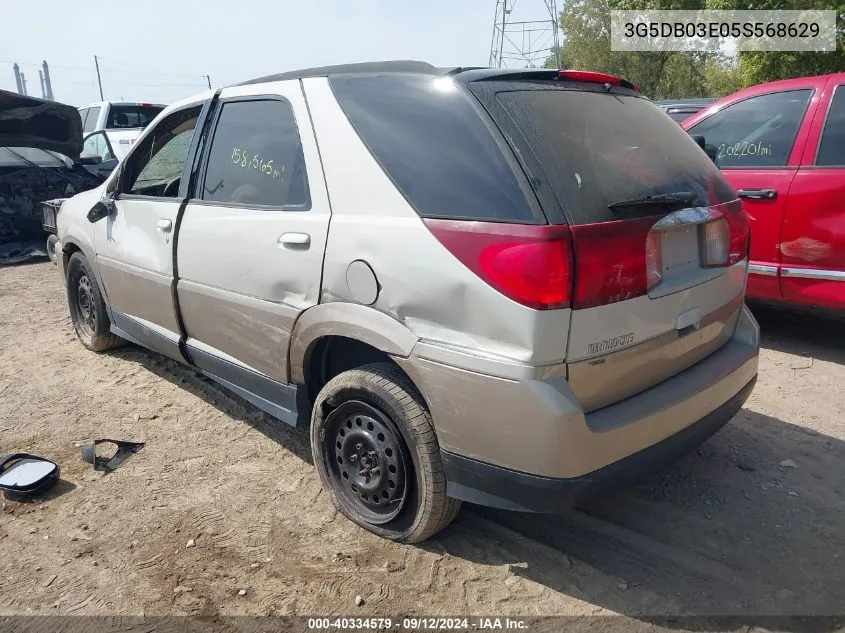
<box><xmin>235</xmin><ymin>61</ymin><xmax>633</xmax><ymax>87</ymax></box>
<box><xmin>238</xmin><ymin>61</ymin><xmax>449</xmax><ymax>85</ymax></box>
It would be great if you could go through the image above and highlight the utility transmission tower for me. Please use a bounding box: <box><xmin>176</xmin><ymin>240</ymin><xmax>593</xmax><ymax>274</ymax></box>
<box><xmin>489</xmin><ymin>0</ymin><xmax>561</xmax><ymax>69</ymax></box>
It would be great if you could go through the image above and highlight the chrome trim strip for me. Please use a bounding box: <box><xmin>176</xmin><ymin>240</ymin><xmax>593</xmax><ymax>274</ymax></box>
<box><xmin>748</xmin><ymin>264</ymin><xmax>778</xmax><ymax>277</ymax></box>
<box><xmin>781</xmin><ymin>267</ymin><xmax>845</xmax><ymax>281</ymax></box>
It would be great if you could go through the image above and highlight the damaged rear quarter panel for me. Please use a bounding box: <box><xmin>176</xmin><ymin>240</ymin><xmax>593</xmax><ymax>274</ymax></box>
<box><xmin>302</xmin><ymin>77</ymin><xmax>570</xmax><ymax>367</ymax></box>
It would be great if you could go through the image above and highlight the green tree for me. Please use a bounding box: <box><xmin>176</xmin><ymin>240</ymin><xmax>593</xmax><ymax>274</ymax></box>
<box><xmin>705</xmin><ymin>0</ymin><xmax>845</xmax><ymax>84</ymax></box>
<box><xmin>550</xmin><ymin>0</ymin><xmax>735</xmax><ymax>98</ymax></box>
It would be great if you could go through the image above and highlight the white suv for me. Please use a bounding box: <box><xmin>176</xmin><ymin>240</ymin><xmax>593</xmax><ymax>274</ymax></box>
<box><xmin>78</xmin><ymin>102</ymin><xmax>166</xmax><ymax>160</ymax></box>
<box><xmin>57</xmin><ymin>62</ymin><xmax>760</xmax><ymax>543</ymax></box>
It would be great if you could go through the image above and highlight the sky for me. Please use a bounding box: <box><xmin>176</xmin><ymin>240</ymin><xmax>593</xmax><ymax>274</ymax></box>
<box><xmin>1</xmin><ymin>0</ymin><xmax>532</xmax><ymax>107</ymax></box>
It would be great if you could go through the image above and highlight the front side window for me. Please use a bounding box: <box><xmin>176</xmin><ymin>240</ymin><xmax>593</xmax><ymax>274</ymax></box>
<box><xmin>123</xmin><ymin>106</ymin><xmax>201</xmax><ymax>198</ymax></box>
<box><xmin>816</xmin><ymin>85</ymin><xmax>845</xmax><ymax>167</ymax></box>
<box><xmin>688</xmin><ymin>90</ymin><xmax>812</xmax><ymax>168</ymax></box>
<box><xmin>201</xmin><ymin>99</ymin><xmax>310</xmax><ymax>208</ymax></box>
<box><xmin>84</xmin><ymin>107</ymin><xmax>101</xmax><ymax>133</ymax></box>
<box><xmin>82</xmin><ymin>132</ymin><xmax>115</xmax><ymax>162</ymax></box>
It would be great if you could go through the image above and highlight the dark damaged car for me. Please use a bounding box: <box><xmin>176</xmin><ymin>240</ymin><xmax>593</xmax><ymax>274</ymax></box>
<box><xmin>0</xmin><ymin>90</ymin><xmax>105</xmax><ymax>264</ymax></box>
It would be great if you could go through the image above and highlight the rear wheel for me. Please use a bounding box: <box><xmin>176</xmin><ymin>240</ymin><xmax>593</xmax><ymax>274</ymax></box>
<box><xmin>310</xmin><ymin>362</ymin><xmax>460</xmax><ymax>543</ymax></box>
<box><xmin>66</xmin><ymin>252</ymin><xmax>122</xmax><ymax>352</ymax></box>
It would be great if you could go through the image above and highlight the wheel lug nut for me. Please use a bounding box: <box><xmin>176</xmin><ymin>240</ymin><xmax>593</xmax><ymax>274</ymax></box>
<box><xmin>356</xmin><ymin>443</ymin><xmax>363</xmax><ymax>450</ymax></box>
<box><xmin>349</xmin><ymin>454</ymin><xmax>357</xmax><ymax>463</ymax></box>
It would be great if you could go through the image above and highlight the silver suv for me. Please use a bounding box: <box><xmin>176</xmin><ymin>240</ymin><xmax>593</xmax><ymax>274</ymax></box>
<box><xmin>56</xmin><ymin>61</ymin><xmax>760</xmax><ymax>543</ymax></box>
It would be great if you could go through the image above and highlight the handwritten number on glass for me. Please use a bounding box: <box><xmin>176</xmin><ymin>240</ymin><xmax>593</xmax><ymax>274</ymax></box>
<box><xmin>231</xmin><ymin>146</ymin><xmax>283</xmax><ymax>180</ymax></box>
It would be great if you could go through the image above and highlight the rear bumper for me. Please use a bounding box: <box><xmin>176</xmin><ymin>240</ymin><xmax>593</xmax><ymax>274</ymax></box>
<box><xmin>441</xmin><ymin>374</ymin><xmax>756</xmax><ymax>512</ymax></box>
<box><xmin>395</xmin><ymin>304</ymin><xmax>760</xmax><ymax>500</ymax></box>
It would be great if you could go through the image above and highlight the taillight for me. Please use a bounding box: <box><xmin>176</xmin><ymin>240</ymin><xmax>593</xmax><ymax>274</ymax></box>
<box><xmin>424</xmin><ymin>219</ymin><xmax>573</xmax><ymax>310</ymax></box>
<box><xmin>723</xmin><ymin>200</ymin><xmax>750</xmax><ymax>266</ymax></box>
<box><xmin>569</xmin><ymin>216</ymin><xmax>663</xmax><ymax>309</ymax></box>
<box><xmin>701</xmin><ymin>217</ymin><xmax>731</xmax><ymax>266</ymax></box>
<box><xmin>700</xmin><ymin>201</ymin><xmax>749</xmax><ymax>267</ymax></box>
<box><xmin>645</xmin><ymin>231</ymin><xmax>662</xmax><ymax>290</ymax></box>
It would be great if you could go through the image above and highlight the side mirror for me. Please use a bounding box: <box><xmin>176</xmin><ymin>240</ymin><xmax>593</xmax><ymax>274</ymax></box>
<box><xmin>87</xmin><ymin>200</ymin><xmax>113</xmax><ymax>223</ymax></box>
<box><xmin>689</xmin><ymin>133</ymin><xmax>706</xmax><ymax>150</ymax></box>
<box><xmin>80</xmin><ymin>155</ymin><xmax>103</xmax><ymax>166</ymax></box>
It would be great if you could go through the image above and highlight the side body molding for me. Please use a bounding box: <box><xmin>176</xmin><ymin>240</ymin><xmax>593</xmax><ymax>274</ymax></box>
<box><xmin>288</xmin><ymin>302</ymin><xmax>419</xmax><ymax>384</ymax></box>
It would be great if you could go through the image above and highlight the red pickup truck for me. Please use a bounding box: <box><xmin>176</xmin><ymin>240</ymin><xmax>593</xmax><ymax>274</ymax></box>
<box><xmin>682</xmin><ymin>73</ymin><xmax>845</xmax><ymax>312</ymax></box>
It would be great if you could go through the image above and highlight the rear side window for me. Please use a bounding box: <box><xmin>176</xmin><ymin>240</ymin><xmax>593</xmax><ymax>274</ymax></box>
<box><xmin>495</xmin><ymin>88</ymin><xmax>736</xmax><ymax>225</ymax></box>
<box><xmin>688</xmin><ymin>90</ymin><xmax>812</xmax><ymax>168</ymax></box>
<box><xmin>816</xmin><ymin>85</ymin><xmax>845</xmax><ymax>167</ymax></box>
<box><xmin>330</xmin><ymin>74</ymin><xmax>538</xmax><ymax>223</ymax></box>
<box><xmin>201</xmin><ymin>99</ymin><xmax>310</xmax><ymax>208</ymax></box>
<box><xmin>108</xmin><ymin>105</ymin><xmax>165</xmax><ymax>129</ymax></box>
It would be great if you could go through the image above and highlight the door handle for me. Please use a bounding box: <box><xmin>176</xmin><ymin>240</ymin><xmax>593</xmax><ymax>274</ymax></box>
<box><xmin>737</xmin><ymin>188</ymin><xmax>777</xmax><ymax>200</ymax></box>
<box><xmin>156</xmin><ymin>219</ymin><xmax>173</xmax><ymax>233</ymax></box>
<box><xmin>279</xmin><ymin>232</ymin><xmax>311</xmax><ymax>247</ymax></box>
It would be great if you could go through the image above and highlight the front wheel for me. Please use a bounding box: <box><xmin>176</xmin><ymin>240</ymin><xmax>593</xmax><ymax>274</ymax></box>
<box><xmin>66</xmin><ymin>252</ymin><xmax>123</xmax><ymax>352</ymax></box>
<box><xmin>310</xmin><ymin>363</ymin><xmax>461</xmax><ymax>543</ymax></box>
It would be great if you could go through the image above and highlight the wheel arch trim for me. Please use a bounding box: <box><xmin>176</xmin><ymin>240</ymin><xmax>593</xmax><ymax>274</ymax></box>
<box><xmin>61</xmin><ymin>236</ymin><xmax>108</xmax><ymax>303</ymax></box>
<box><xmin>288</xmin><ymin>302</ymin><xmax>418</xmax><ymax>384</ymax></box>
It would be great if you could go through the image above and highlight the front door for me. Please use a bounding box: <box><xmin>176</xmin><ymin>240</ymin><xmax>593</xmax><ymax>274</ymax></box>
<box><xmin>780</xmin><ymin>80</ymin><xmax>845</xmax><ymax>309</ymax></box>
<box><xmin>175</xmin><ymin>81</ymin><xmax>330</xmax><ymax>414</ymax></box>
<box><xmin>93</xmin><ymin>104</ymin><xmax>203</xmax><ymax>360</ymax></box>
<box><xmin>686</xmin><ymin>86</ymin><xmax>818</xmax><ymax>302</ymax></box>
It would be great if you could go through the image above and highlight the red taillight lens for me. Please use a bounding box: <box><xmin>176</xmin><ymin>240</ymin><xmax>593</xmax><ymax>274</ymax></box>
<box><xmin>424</xmin><ymin>219</ymin><xmax>573</xmax><ymax>310</ymax></box>
<box><xmin>569</xmin><ymin>216</ymin><xmax>662</xmax><ymax>310</ymax></box>
<box><xmin>723</xmin><ymin>200</ymin><xmax>750</xmax><ymax>266</ymax></box>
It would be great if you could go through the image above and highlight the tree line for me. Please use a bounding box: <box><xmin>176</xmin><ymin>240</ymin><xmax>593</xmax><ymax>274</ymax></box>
<box><xmin>546</xmin><ymin>0</ymin><xmax>844</xmax><ymax>99</ymax></box>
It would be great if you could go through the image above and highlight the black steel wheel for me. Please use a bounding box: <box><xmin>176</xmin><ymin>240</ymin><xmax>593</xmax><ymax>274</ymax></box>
<box><xmin>75</xmin><ymin>273</ymin><xmax>97</xmax><ymax>338</ymax></box>
<box><xmin>311</xmin><ymin>362</ymin><xmax>461</xmax><ymax>543</ymax></box>
<box><xmin>66</xmin><ymin>252</ymin><xmax>123</xmax><ymax>352</ymax></box>
<box><xmin>322</xmin><ymin>400</ymin><xmax>409</xmax><ymax>524</ymax></box>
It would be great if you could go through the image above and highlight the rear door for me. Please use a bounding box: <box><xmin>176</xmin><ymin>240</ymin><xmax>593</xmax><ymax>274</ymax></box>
<box><xmin>176</xmin><ymin>81</ymin><xmax>330</xmax><ymax>388</ymax></box>
<box><xmin>780</xmin><ymin>79</ymin><xmax>845</xmax><ymax>309</ymax></box>
<box><xmin>470</xmin><ymin>78</ymin><xmax>748</xmax><ymax>411</ymax></box>
<box><xmin>685</xmin><ymin>83</ymin><xmax>820</xmax><ymax>302</ymax></box>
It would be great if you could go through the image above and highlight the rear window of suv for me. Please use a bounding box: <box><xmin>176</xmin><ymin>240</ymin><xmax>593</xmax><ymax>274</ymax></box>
<box><xmin>108</xmin><ymin>105</ymin><xmax>165</xmax><ymax>129</ymax></box>
<box><xmin>493</xmin><ymin>86</ymin><xmax>736</xmax><ymax>225</ymax></box>
<box><xmin>330</xmin><ymin>74</ymin><xmax>540</xmax><ymax>223</ymax></box>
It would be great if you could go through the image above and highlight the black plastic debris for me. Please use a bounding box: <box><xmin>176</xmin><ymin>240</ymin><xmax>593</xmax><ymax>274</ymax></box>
<box><xmin>81</xmin><ymin>439</ymin><xmax>145</xmax><ymax>472</ymax></box>
<box><xmin>0</xmin><ymin>453</ymin><xmax>60</xmax><ymax>500</ymax></box>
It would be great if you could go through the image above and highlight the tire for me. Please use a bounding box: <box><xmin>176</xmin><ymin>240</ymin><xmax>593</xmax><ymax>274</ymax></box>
<box><xmin>66</xmin><ymin>252</ymin><xmax>123</xmax><ymax>352</ymax></box>
<box><xmin>46</xmin><ymin>235</ymin><xmax>59</xmax><ymax>265</ymax></box>
<box><xmin>311</xmin><ymin>362</ymin><xmax>461</xmax><ymax>543</ymax></box>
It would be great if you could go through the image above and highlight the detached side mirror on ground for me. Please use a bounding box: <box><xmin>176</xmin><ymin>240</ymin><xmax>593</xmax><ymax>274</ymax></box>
<box><xmin>87</xmin><ymin>200</ymin><xmax>113</xmax><ymax>223</ymax></box>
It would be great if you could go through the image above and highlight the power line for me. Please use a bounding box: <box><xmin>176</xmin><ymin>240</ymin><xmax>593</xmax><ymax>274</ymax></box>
<box><xmin>3</xmin><ymin>58</ymin><xmax>211</xmax><ymax>80</ymax></box>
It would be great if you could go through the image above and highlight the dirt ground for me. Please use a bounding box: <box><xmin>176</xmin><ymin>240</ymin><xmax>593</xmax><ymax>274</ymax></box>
<box><xmin>1</xmin><ymin>261</ymin><xmax>844</xmax><ymax>625</ymax></box>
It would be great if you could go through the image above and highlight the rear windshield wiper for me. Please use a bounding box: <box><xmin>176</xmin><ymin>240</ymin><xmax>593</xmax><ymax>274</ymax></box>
<box><xmin>607</xmin><ymin>192</ymin><xmax>697</xmax><ymax>210</ymax></box>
